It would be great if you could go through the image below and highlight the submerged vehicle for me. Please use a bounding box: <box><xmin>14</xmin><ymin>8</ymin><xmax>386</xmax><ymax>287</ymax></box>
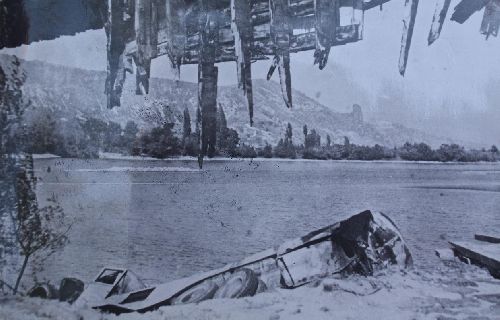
<box><xmin>73</xmin><ymin>210</ymin><xmax>412</xmax><ymax>314</ymax></box>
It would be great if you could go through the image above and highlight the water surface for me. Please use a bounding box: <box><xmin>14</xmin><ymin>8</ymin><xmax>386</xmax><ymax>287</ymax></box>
<box><xmin>32</xmin><ymin>158</ymin><xmax>500</xmax><ymax>284</ymax></box>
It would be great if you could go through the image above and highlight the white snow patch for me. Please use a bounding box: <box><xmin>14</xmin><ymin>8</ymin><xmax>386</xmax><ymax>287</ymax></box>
<box><xmin>32</xmin><ymin>154</ymin><xmax>60</xmax><ymax>159</ymax></box>
<box><xmin>2</xmin><ymin>264</ymin><xmax>499</xmax><ymax>320</ymax></box>
<box><xmin>74</xmin><ymin>167</ymin><xmax>200</xmax><ymax>173</ymax></box>
<box><xmin>98</xmin><ymin>152</ymin><xmax>158</xmax><ymax>160</ymax></box>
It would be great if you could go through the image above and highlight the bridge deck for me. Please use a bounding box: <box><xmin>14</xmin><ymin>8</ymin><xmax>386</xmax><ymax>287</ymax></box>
<box><xmin>100</xmin><ymin>0</ymin><xmax>500</xmax><ymax>166</ymax></box>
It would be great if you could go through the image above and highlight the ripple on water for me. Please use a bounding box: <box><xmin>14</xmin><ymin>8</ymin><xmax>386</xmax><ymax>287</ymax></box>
<box><xmin>29</xmin><ymin>158</ymin><xmax>500</xmax><ymax>284</ymax></box>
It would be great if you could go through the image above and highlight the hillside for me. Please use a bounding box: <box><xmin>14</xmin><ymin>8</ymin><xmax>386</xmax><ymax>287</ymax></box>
<box><xmin>1</xmin><ymin>54</ymin><xmax>453</xmax><ymax>148</ymax></box>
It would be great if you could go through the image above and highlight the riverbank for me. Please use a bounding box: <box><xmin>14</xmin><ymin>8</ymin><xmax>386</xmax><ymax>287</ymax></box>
<box><xmin>27</xmin><ymin>152</ymin><xmax>500</xmax><ymax>165</ymax></box>
<box><xmin>1</xmin><ymin>262</ymin><xmax>500</xmax><ymax>320</ymax></box>
<box><xmin>96</xmin><ymin>152</ymin><xmax>500</xmax><ymax>165</ymax></box>
<box><xmin>11</xmin><ymin>157</ymin><xmax>499</xmax><ymax>319</ymax></box>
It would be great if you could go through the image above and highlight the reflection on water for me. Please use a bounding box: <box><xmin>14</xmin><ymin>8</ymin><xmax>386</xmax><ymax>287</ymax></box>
<box><xmin>33</xmin><ymin>159</ymin><xmax>500</xmax><ymax>284</ymax></box>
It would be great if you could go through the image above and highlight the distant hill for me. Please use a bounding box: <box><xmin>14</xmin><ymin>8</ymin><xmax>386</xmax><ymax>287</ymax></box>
<box><xmin>1</xmin><ymin>54</ymin><xmax>454</xmax><ymax>148</ymax></box>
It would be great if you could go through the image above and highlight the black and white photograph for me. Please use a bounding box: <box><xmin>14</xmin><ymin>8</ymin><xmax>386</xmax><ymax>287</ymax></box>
<box><xmin>0</xmin><ymin>0</ymin><xmax>499</xmax><ymax>319</ymax></box>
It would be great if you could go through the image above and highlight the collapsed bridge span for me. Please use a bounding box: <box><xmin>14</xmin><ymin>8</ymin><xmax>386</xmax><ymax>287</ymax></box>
<box><xmin>0</xmin><ymin>0</ymin><xmax>498</xmax><ymax>165</ymax></box>
<box><xmin>102</xmin><ymin>0</ymin><xmax>499</xmax><ymax>165</ymax></box>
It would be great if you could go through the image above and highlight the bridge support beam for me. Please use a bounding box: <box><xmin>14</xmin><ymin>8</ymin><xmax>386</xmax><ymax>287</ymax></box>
<box><xmin>166</xmin><ymin>0</ymin><xmax>186</xmax><ymax>80</ymax></box>
<box><xmin>313</xmin><ymin>0</ymin><xmax>339</xmax><ymax>70</ymax></box>
<box><xmin>231</xmin><ymin>0</ymin><xmax>255</xmax><ymax>126</ymax></box>
<box><xmin>197</xmin><ymin>1</ymin><xmax>220</xmax><ymax>168</ymax></box>
<box><xmin>269</xmin><ymin>0</ymin><xmax>293</xmax><ymax>109</ymax></box>
<box><xmin>428</xmin><ymin>0</ymin><xmax>452</xmax><ymax>45</ymax></box>
<box><xmin>399</xmin><ymin>0</ymin><xmax>419</xmax><ymax>76</ymax></box>
<box><xmin>105</xmin><ymin>0</ymin><xmax>134</xmax><ymax>108</ymax></box>
<box><xmin>134</xmin><ymin>0</ymin><xmax>159</xmax><ymax>95</ymax></box>
<box><xmin>480</xmin><ymin>0</ymin><xmax>500</xmax><ymax>39</ymax></box>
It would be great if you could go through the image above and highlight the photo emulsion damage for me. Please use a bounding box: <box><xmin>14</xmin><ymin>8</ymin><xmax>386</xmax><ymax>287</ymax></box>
<box><xmin>1</xmin><ymin>1</ymin><xmax>500</xmax><ymax>319</ymax></box>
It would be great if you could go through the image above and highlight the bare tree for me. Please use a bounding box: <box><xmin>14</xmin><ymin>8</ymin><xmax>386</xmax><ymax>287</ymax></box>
<box><xmin>10</xmin><ymin>155</ymin><xmax>70</xmax><ymax>294</ymax></box>
<box><xmin>0</xmin><ymin>56</ymin><xmax>28</xmax><ymax>293</ymax></box>
<box><xmin>0</xmin><ymin>57</ymin><xmax>70</xmax><ymax>295</ymax></box>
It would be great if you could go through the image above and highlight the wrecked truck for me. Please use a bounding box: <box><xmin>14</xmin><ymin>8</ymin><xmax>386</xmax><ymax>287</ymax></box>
<box><xmin>72</xmin><ymin>210</ymin><xmax>412</xmax><ymax>314</ymax></box>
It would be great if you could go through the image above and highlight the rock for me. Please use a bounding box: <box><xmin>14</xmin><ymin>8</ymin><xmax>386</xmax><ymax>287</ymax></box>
<box><xmin>59</xmin><ymin>277</ymin><xmax>84</xmax><ymax>304</ymax></box>
<box><xmin>435</xmin><ymin>248</ymin><xmax>455</xmax><ymax>261</ymax></box>
<box><xmin>323</xmin><ymin>284</ymin><xmax>334</xmax><ymax>292</ymax></box>
<box><xmin>256</xmin><ymin>279</ymin><xmax>268</xmax><ymax>294</ymax></box>
<box><xmin>27</xmin><ymin>283</ymin><xmax>59</xmax><ymax>300</ymax></box>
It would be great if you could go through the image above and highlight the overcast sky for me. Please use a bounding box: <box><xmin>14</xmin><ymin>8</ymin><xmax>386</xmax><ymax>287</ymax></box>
<box><xmin>2</xmin><ymin>0</ymin><xmax>499</xmax><ymax>145</ymax></box>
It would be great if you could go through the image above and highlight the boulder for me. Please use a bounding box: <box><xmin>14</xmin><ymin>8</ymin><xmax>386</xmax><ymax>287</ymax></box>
<box><xmin>59</xmin><ymin>277</ymin><xmax>84</xmax><ymax>303</ymax></box>
<box><xmin>27</xmin><ymin>283</ymin><xmax>59</xmax><ymax>300</ymax></box>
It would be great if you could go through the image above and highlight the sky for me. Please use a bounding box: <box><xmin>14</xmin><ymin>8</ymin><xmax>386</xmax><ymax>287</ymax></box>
<box><xmin>2</xmin><ymin>0</ymin><xmax>499</xmax><ymax>146</ymax></box>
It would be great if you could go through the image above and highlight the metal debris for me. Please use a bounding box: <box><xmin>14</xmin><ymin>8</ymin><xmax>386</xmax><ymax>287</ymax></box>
<box><xmin>72</xmin><ymin>210</ymin><xmax>412</xmax><ymax>314</ymax></box>
<box><xmin>313</xmin><ymin>0</ymin><xmax>339</xmax><ymax>70</ymax></box>
<box><xmin>197</xmin><ymin>0</ymin><xmax>219</xmax><ymax>165</ymax></box>
<box><xmin>428</xmin><ymin>0</ymin><xmax>452</xmax><ymax>45</ymax></box>
<box><xmin>399</xmin><ymin>0</ymin><xmax>419</xmax><ymax>76</ymax></box>
<box><xmin>269</xmin><ymin>0</ymin><xmax>293</xmax><ymax>109</ymax></box>
<box><xmin>95</xmin><ymin>0</ymin><xmax>499</xmax><ymax>161</ymax></box>
<box><xmin>231</xmin><ymin>0</ymin><xmax>255</xmax><ymax>125</ymax></box>
<box><xmin>451</xmin><ymin>0</ymin><xmax>489</xmax><ymax>24</ymax></box>
<box><xmin>166</xmin><ymin>0</ymin><xmax>186</xmax><ymax>81</ymax></box>
<box><xmin>480</xmin><ymin>0</ymin><xmax>500</xmax><ymax>39</ymax></box>
<box><xmin>105</xmin><ymin>0</ymin><xmax>134</xmax><ymax>108</ymax></box>
<box><xmin>134</xmin><ymin>0</ymin><xmax>159</xmax><ymax>95</ymax></box>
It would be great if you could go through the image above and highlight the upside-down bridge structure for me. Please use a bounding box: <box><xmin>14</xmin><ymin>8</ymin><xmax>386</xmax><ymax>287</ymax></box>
<box><xmin>0</xmin><ymin>0</ymin><xmax>499</xmax><ymax>166</ymax></box>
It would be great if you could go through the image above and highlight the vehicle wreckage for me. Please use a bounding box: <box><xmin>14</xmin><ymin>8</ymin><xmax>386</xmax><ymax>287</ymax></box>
<box><xmin>45</xmin><ymin>210</ymin><xmax>413</xmax><ymax>314</ymax></box>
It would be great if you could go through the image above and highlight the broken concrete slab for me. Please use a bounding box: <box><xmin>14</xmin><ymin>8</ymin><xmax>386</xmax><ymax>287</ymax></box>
<box><xmin>449</xmin><ymin>241</ymin><xmax>500</xmax><ymax>279</ymax></box>
<box><xmin>475</xmin><ymin>234</ymin><xmax>500</xmax><ymax>244</ymax></box>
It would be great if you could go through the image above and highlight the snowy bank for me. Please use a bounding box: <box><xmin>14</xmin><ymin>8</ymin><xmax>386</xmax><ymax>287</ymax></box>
<box><xmin>73</xmin><ymin>166</ymin><xmax>200</xmax><ymax>172</ymax></box>
<box><xmin>96</xmin><ymin>153</ymin><xmax>500</xmax><ymax>165</ymax></box>
<box><xmin>1</xmin><ymin>263</ymin><xmax>500</xmax><ymax>320</ymax></box>
<box><xmin>32</xmin><ymin>153</ymin><xmax>60</xmax><ymax>159</ymax></box>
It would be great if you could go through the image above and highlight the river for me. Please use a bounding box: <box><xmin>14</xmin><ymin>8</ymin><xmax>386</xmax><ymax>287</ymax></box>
<box><xmin>31</xmin><ymin>158</ymin><xmax>500</xmax><ymax>285</ymax></box>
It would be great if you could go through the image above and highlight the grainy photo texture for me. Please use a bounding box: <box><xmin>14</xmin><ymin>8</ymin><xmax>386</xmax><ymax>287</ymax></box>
<box><xmin>0</xmin><ymin>1</ymin><xmax>499</xmax><ymax>319</ymax></box>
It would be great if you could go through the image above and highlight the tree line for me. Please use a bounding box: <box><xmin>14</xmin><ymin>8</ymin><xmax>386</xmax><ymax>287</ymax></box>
<box><xmin>17</xmin><ymin>104</ymin><xmax>246</xmax><ymax>159</ymax></box>
<box><xmin>17</xmin><ymin>103</ymin><xmax>500</xmax><ymax>163</ymax></box>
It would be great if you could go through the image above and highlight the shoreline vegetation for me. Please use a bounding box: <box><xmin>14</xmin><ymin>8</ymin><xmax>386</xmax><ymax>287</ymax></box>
<box><xmin>21</xmin><ymin>106</ymin><xmax>500</xmax><ymax>163</ymax></box>
<box><xmin>25</xmin><ymin>113</ymin><xmax>500</xmax><ymax>164</ymax></box>
<box><xmin>98</xmin><ymin>153</ymin><xmax>500</xmax><ymax>164</ymax></box>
